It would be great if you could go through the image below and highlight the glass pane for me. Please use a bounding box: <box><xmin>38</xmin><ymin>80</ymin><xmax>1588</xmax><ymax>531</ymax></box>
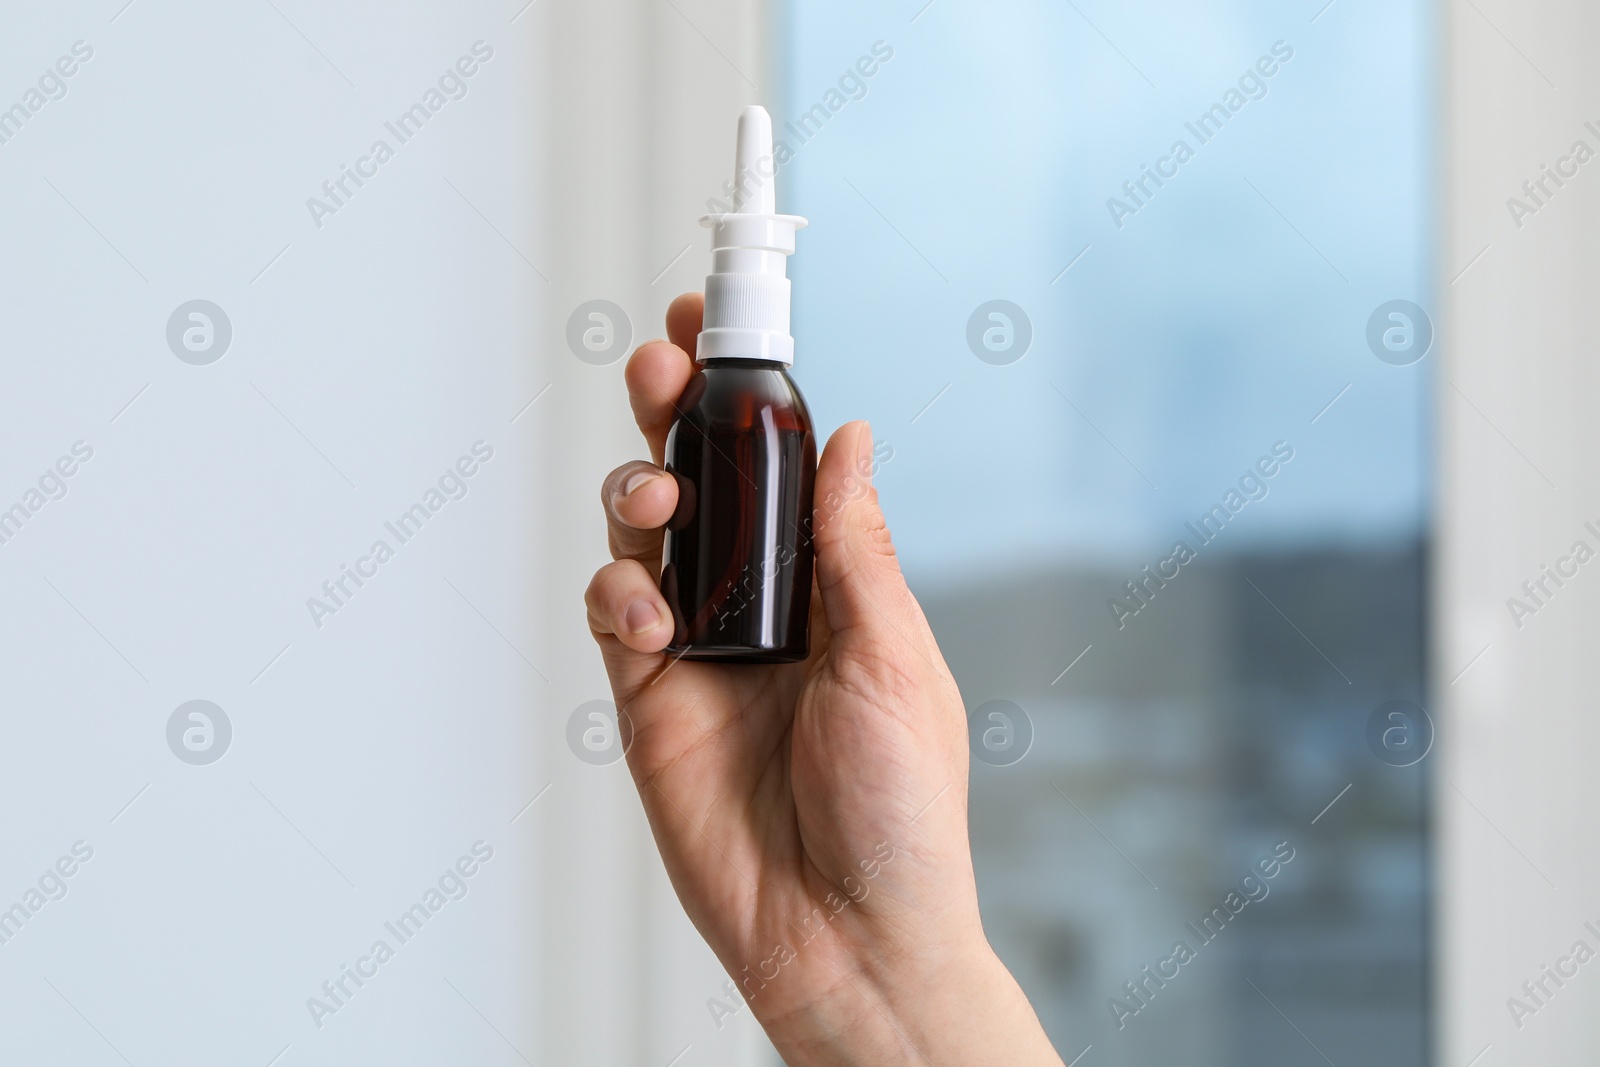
<box><xmin>780</xmin><ymin>2</ymin><xmax>1432</xmax><ymax>1063</ymax></box>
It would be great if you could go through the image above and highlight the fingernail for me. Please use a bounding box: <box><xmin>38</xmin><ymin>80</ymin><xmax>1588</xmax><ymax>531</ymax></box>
<box><xmin>612</xmin><ymin>470</ymin><xmax>660</xmax><ymax>511</ymax></box>
<box><xmin>857</xmin><ymin>421</ymin><xmax>875</xmax><ymax>480</ymax></box>
<box><xmin>622</xmin><ymin>470</ymin><xmax>660</xmax><ymax>498</ymax></box>
<box><xmin>624</xmin><ymin>600</ymin><xmax>662</xmax><ymax>634</ymax></box>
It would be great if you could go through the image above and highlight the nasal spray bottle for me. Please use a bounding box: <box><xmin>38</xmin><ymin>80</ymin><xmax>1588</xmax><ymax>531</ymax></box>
<box><xmin>660</xmin><ymin>106</ymin><xmax>816</xmax><ymax>662</ymax></box>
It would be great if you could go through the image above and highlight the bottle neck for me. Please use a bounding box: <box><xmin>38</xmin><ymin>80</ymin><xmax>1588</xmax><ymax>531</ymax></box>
<box><xmin>699</xmin><ymin>357</ymin><xmax>791</xmax><ymax>371</ymax></box>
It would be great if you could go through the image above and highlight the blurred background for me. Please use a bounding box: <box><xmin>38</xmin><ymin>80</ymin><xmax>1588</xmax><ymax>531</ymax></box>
<box><xmin>785</xmin><ymin>3</ymin><xmax>1432</xmax><ymax>1065</ymax></box>
<box><xmin>1</xmin><ymin>0</ymin><xmax>1596</xmax><ymax>1064</ymax></box>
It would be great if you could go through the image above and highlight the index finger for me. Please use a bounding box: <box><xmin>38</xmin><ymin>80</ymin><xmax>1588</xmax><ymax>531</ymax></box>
<box><xmin>665</xmin><ymin>291</ymin><xmax>704</xmax><ymax>359</ymax></box>
<box><xmin>624</xmin><ymin>292</ymin><xmax>704</xmax><ymax>464</ymax></box>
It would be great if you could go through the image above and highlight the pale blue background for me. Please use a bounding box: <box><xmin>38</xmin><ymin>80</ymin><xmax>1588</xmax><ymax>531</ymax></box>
<box><xmin>780</xmin><ymin>2</ymin><xmax>1433</xmax><ymax>1064</ymax></box>
<box><xmin>781</xmin><ymin>0</ymin><xmax>1431</xmax><ymax>575</ymax></box>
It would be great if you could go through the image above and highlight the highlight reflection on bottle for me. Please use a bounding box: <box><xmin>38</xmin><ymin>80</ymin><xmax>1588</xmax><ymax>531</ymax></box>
<box><xmin>659</xmin><ymin>106</ymin><xmax>816</xmax><ymax>663</ymax></box>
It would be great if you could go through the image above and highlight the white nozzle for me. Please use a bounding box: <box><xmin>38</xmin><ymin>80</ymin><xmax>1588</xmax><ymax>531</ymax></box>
<box><xmin>733</xmin><ymin>107</ymin><xmax>776</xmax><ymax>214</ymax></box>
<box><xmin>698</xmin><ymin>105</ymin><xmax>807</xmax><ymax>364</ymax></box>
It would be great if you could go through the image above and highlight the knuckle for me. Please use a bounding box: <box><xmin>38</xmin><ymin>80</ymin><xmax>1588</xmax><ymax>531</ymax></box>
<box><xmin>587</xmin><ymin>559</ymin><xmax>630</xmax><ymax>599</ymax></box>
<box><xmin>855</xmin><ymin>502</ymin><xmax>897</xmax><ymax>561</ymax></box>
<box><xmin>583</xmin><ymin>567</ymin><xmax>612</xmax><ymax>611</ymax></box>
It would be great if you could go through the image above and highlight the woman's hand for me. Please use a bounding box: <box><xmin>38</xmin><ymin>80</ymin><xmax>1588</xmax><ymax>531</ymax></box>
<box><xmin>584</xmin><ymin>293</ymin><xmax>1063</xmax><ymax>1065</ymax></box>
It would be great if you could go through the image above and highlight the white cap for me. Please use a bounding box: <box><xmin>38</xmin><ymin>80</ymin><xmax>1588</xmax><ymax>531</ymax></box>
<box><xmin>697</xmin><ymin>106</ymin><xmax>808</xmax><ymax>364</ymax></box>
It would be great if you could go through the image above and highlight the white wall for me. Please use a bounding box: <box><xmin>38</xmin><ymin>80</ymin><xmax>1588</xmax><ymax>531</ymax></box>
<box><xmin>1438</xmin><ymin>1</ymin><xmax>1600</xmax><ymax>1062</ymax></box>
<box><xmin>0</xmin><ymin>2</ymin><xmax>555</xmax><ymax>1063</ymax></box>
<box><xmin>0</xmin><ymin>0</ymin><xmax>774</xmax><ymax>1063</ymax></box>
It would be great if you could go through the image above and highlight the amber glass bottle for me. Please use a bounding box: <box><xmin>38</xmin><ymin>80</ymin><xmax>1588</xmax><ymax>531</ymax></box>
<box><xmin>660</xmin><ymin>360</ymin><xmax>816</xmax><ymax>662</ymax></box>
<box><xmin>665</xmin><ymin>105</ymin><xmax>814</xmax><ymax>660</ymax></box>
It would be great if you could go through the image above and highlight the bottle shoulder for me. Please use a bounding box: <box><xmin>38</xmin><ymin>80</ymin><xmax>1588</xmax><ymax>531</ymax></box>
<box><xmin>671</xmin><ymin>362</ymin><xmax>812</xmax><ymax>432</ymax></box>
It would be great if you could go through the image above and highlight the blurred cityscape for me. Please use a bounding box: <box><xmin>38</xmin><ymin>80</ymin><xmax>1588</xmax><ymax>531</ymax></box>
<box><xmin>783</xmin><ymin>1</ymin><xmax>1433</xmax><ymax>1061</ymax></box>
<box><xmin>921</xmin><ymin>543</ymin><xmax>1428</xmax><ymax>1066</ymax></box>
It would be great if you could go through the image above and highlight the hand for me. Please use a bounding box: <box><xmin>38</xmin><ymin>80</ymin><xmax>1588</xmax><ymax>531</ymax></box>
<box><xmin>585</xmin><ymin>293</ymin><xmax>1063</xmax><ymax>1065</ymax></box>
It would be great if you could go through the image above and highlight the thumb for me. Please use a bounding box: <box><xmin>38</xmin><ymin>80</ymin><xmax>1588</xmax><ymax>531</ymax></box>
<box><xmin>811</xmin><ymin>421</ymin><xmax>917</xmax><ymax>641</ymax></box>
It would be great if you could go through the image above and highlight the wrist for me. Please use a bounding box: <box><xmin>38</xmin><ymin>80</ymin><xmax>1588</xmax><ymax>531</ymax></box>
<box><xmin>757</xmin><ymin>933</ymin><xmax>1062</xmax><ymax>1067</ymax></box>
